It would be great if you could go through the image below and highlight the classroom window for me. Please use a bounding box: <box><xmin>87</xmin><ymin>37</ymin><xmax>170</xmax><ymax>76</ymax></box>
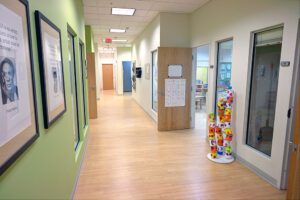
<box><xmin>68</xmin><ymin>31</ymin><xmax>80</xmax><ymax>149</ymax></box>
<box><xmin>246</xmin><ymin>27</ymin><xmax>283</xmax><ymax>156</ymax></box>
<box><xmin>152</xmin><ymin>50</ymin><xmax>158</xmax><ymax>112</ymax></box>
<box><xmin>79</xmin><ymin>42</ymin><xmax>87</xmax><ymax>129</ymax></box>
<box><xmin>215</xmin><ymin>39</ymin><xmax>233</xmax><ymax>113</ymax></box>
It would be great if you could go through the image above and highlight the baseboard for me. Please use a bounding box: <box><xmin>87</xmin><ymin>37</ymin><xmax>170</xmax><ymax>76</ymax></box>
<box><xmin>70</xmin><ymin>132</ymin><xmax>91</xmax><ymax>200</ymax></box>
<box><xmin>235</xmin><ymin>154</ymin><xmax>279</xmax><ymax>189</ymax></box>
<box><xmin>132</xmin><ymin>98</ymin><xmax>157</xmax><ymax>123</ymax></box>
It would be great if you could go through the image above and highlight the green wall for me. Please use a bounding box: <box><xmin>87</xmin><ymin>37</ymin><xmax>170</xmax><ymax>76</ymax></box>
<box><xmin>0</xmin><ymin>0</ymin><xmax>90</xmax><ymax>199</ymax></box>
<box><xmin>196</xmin><ymin>67</ymin><xmax>208</xmax><ymax>84</ymax></box>
<box><xmin>85</xmin><ymin>25</ymin><xmax>95</xmax><ymax>53</ymax></box>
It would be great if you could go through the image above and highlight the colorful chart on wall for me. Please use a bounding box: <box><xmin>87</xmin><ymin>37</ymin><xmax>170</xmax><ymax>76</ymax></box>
<box><xmin>165</xmin><ymin>79</ymin><xmax>186</xmax><ymax>107</ymax></box>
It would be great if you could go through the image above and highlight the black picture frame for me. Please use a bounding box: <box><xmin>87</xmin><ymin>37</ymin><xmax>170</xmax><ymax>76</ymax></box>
<box><xmin>35</xmin><ymin>11</ymin><xmax>66</xmax><ymax>129</ymax></box>
<box><xmin>0</xmin><ymin>0</ymin><xmax>39</xmax><ymax>175</ymax></box>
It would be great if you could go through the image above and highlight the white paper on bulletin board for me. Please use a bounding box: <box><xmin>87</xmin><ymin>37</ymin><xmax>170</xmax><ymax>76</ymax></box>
<box><xmin>165</xmin><ymin>79</ymin><xmax>186</xmax><ymax>107</ymax></box>
<box><xmin>168</xmin><ymin>64</ymin><xmax>182</xmax><ymax>77</ymax></box>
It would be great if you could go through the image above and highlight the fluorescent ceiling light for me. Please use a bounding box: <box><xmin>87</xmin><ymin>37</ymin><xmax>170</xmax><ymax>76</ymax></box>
<box><xmin>110</xmin><ymin>28</ymin><xmax>126</xmax><ymax>33</ymax></box>
<box><xmin>112</xmin><ymin>39</ymin><xmax>127</xmax><ymax>42</ymax></box>
<box><xmin>112</xmin><ymin>8</ymin><xmax>135</xmax><ymax>16</ymax></box>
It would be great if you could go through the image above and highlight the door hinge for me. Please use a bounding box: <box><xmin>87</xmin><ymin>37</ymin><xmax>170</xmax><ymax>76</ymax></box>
<box><xmin>289</xmin><ymin>141</ymin><xmax>298</xmax><ymax>152</ymax></box>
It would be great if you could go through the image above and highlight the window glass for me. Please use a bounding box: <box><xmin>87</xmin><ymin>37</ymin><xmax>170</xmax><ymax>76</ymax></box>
<box><xmin>215</xmin><ymin>39</ymin><xmax>233</xmax><ymax>112</ymax></box>
<box><xmin>195</xmin><ymin>45</ymin><xmax>209</xmax><ymax>113</ymax></box>
<box><xmin>246</xmin><ymin>27</ymin><xmax>283</xmax><ymax>156</ymax></box>
<box><xmin>68</xmin><ymin>32</ymin><xmax>80</xmax><ymax>149</ymax></box>
<box><xmin>152</xmin><ymin>50</ymin><xmax>158</xmax><ymax>112</ymax></box>
<box><xmin>79</xmin><ymin>43</ymin><xmax>87</xmax><ymax>128</ymax></box>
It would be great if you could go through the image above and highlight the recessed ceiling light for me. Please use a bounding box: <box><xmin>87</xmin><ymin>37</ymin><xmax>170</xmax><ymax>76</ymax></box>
<box><xmin>112</xmin><ymin>39</ymin><xmax>127</xmax><ymax>42</ymax></box>
<box><xmin>110</xmin><ymin>28</ymin><xmax>126</xmax><ymax>33</ymax></box>
<box><xmin>112</xmin><ymin>8</ymin><xmax>135</xmax><ymax>16</ymax></box>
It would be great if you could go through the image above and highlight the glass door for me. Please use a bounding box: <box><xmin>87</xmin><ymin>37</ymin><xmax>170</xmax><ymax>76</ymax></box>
<box><xmin>68</xmin><ymin>31</ymin><xmax>80</xmax><ymax>149</ymax></box>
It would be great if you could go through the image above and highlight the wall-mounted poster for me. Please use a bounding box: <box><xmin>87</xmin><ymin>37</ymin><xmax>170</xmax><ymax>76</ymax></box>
<box><xmin>0</xmin><ymin>0</ymin><xmax>39</xmax><ymax>175</ymax></box>
<box><xmin>165</xmin><ymin>79</ymin><xmax>186</xmax><ymax>107</ymax></box>
<box><xmin>35</xmin><ymin>11</ymin><xmax>66</xmax><ymax>129</ymax></box>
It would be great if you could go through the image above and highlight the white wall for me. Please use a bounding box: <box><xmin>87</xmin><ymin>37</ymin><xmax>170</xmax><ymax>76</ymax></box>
<box><xmin>132</xmin><ymin>15</ymin><xmax>160</xmax><ymax>121</ymax></box>
<box><xmin>131</xmin><ymin>13</ymin><xmax>191</xmax><ymax>121</ymax></box>
<box><xmin>160</xmin><ymin>13</ymin><xmax>190</xmax><ymax>47</ymax></box>
<box><xmin>116</xmin><ymin>47</ymin><xmax>132</xmax><ymax>95</ymax></box>
<box><xmin>190</xmin><ymin>0</ymin><xmax>300</xmax><ymax>188</ymax></box>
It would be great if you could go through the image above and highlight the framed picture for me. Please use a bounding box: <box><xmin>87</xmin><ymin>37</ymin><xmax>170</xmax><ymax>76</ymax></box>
<box><xmin>35</xmin><ymin>11</ymin><xmax>66</xmax><ymax>129</ymax></box>
<box><xmin>0</xmin><ymin>0</ymin><xmax>39</xmax><ymax>175</ymax></box>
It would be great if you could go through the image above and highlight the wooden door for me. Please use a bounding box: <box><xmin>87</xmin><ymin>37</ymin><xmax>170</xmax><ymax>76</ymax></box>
<box><xmin>287</xmin><ymin>83</ymin><xmax>300</xmax><ymax>199</ymax></box>
<box><xmin>157</xmin><ymin>47</ymin><xmax>192</xmax><ymax>131</ymax></box>
<box><xmin>102</xmin><ymin>64</ymin><xmax>114</xmax><ymax>90</ymax></box>
<box><xmin>87</xmin><ymin>53</ymin><xmax>97</xmax><ymax>119</ymax></box>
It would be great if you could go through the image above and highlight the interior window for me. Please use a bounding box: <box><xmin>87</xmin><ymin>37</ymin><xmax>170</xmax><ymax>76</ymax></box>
<box><xmin>68</xmin><ymin>32</ymin><xmax>80</xmax><ymax>149</ymax></box>
<box><xmin>246</xmin><ymin>27</ymin><xmax>283</xmax><ymax>156</ymax></box>
<box><xmin>152</xmin><ymin>50</ymin><xmax>158</xmax><ymax>112</ymax></box>
<box><xmin>215</xmin><ymin>39</ymin><xmax>233</xmax><ymax>113</ymax></box>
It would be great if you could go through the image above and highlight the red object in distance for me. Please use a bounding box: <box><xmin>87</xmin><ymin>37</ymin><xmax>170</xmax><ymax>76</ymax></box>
<box><xmin>105</xmin><ymin>37</ymin><xmax>112</xmax><ymax>43</ymax></box>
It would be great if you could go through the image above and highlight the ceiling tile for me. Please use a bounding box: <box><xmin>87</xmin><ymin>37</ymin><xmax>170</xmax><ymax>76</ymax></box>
<box><xmin>83</xmin><ymin>0</ymin><xmax>210</xmax><ymax>47</ymax></box>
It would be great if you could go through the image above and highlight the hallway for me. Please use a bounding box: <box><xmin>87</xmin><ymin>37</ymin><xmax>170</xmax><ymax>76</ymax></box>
<box><xmin>74</xmin><ymin>91</ymin><xmax>286</xmax><ymax>200</ymax></box>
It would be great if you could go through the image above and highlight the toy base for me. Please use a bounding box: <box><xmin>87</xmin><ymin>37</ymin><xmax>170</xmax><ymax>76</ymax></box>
<box><xmin>207</xmin><ymin>153</ymin><xmax>235</xmax><ymax>164</ymax></box>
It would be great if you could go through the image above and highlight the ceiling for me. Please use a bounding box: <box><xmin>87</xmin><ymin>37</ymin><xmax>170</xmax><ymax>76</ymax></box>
<box><xmin>83</xmin><ymin>0</ymin><xmax>210</xmax><ymax>47</ymax></box>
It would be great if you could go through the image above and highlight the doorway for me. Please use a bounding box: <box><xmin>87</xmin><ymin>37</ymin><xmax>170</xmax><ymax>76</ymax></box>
<box><xmin>194</xmin><ymin>45</ymin><xmax>209</xmax><ymax>132</ymax></box>
<box><xmin>102</xmin><ymin>64</ymin><xmax>114</xmax><ymax>90</ymax></box>
<box><xmin>122</xmin><ymin>61</ymin><xmax>132</xmax><ymax>93</ymax></box>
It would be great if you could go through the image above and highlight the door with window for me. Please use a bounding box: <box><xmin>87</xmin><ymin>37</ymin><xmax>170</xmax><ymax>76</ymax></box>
<box><xmin>68</xmin><ymin>30</ymin><xmax>80</xmax><ymax>149</ymax></box>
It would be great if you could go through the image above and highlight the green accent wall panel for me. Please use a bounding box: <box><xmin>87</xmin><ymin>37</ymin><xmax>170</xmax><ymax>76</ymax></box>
<box><xmin>85</xmin><ymin>25</ymin><xmax>95</xmax><ymax>53</ymax></box>
<box><xmin>0</xmin><ymin>0</ymin><xmax>90</xmax><ymax>199</ymax></box>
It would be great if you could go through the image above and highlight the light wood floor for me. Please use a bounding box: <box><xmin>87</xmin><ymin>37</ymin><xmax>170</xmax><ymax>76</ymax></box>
<box><xmin>74</xmin><ymin>91</ymin><xmax>286</xmax><ymax>200</ymax></box>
